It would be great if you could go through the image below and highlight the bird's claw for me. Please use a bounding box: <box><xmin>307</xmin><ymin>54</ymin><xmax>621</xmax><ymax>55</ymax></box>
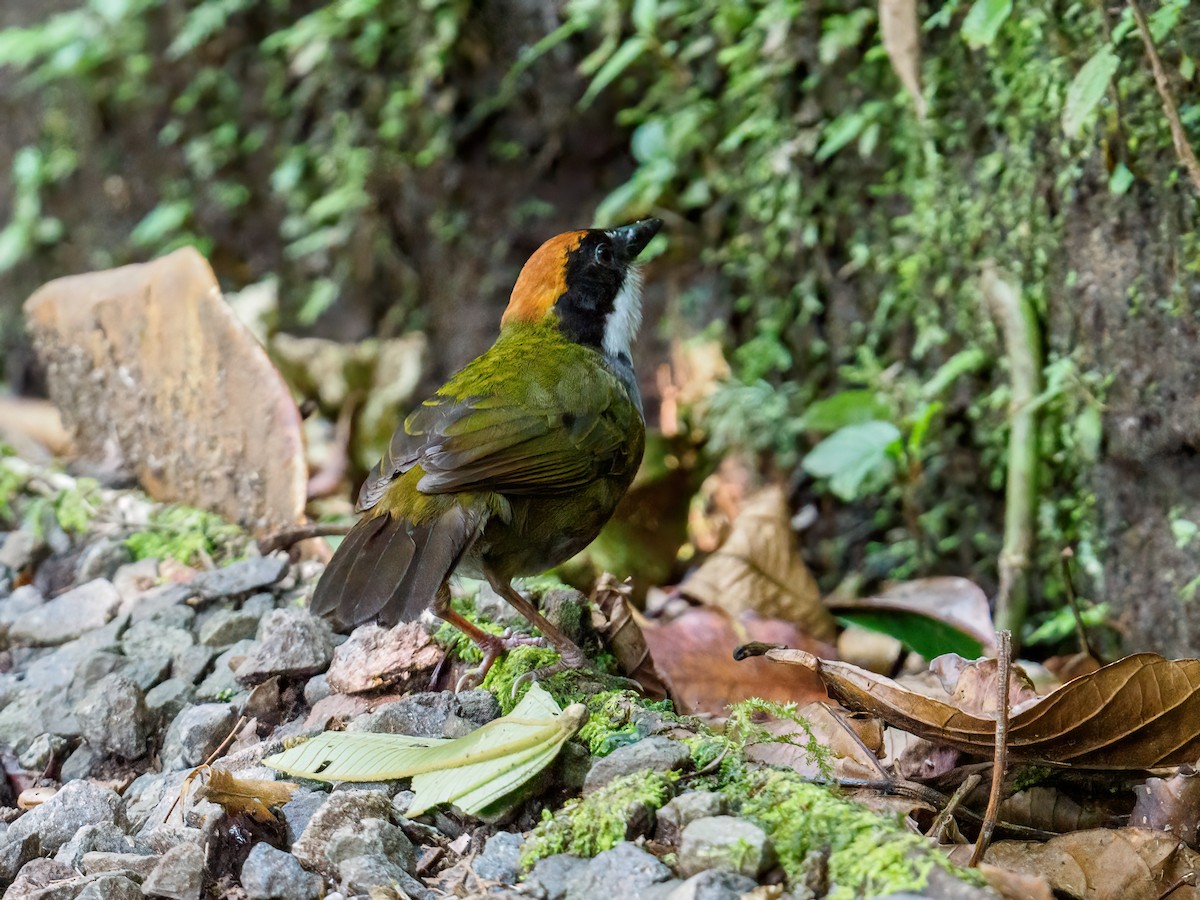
<box><xmin>454</xmin><ymin>629</ymin><xmax>546</xmax><ymax>693</ymax></box>
<box><xmin>509</xmin><ymin>646</ymin><xmax>591</xmax><ymax>698</ymax></box>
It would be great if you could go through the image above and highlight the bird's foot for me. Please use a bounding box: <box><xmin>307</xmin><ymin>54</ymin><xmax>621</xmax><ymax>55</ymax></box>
<box><xmin>510</xmin><ymin>643</ymin><xmax>591</xmax><ymax>697</ymax></box>
<box><xmin>454</xmin><ymin>629</ymin><xmax>545</xmax><ymax>692</ymax></box>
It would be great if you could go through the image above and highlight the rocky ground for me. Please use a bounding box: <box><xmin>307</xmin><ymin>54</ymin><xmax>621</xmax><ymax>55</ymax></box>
<box><xmin>0</xmin><ymin>454</ymin><xmax>991</xmax><ymax>900</ymax></box>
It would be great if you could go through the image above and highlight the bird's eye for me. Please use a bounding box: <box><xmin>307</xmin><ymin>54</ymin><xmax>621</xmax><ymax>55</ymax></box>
<box><xmin>594</xmin><ymin>243</ymin><xmax>614</xmax><ymax>266</ymax></box>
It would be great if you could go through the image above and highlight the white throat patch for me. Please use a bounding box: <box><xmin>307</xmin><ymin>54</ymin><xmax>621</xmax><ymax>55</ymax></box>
<box><xmin>602</xmin><ymin>265</ymin><xmax>643</xmax><ymax>361</ymax></box>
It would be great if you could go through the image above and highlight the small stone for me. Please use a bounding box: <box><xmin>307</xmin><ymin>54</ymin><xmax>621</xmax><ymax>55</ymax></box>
<box><xmin>145</xmin><ymin>678</ymin><xmax>194</xmax><ymax>723</ymax></box>
<box><xmin>141</xmin><ymin>841</ymin><xmax>204</xmax><ymax>900</ymax></box>
<box><xmin>0</xmin><ymin>585</ymin><xmax>43</xmax><ymax>628</ymax></box>
<box><xmin>474</xmin><ymin>831</ymin><xmax>523</xmax><ymax>884</ymax></box>
<box><xmin>303</xmin><ymin>673</ymin><xmax>331</xmax><ymax>707</ymax></box>
<box><xmin>279</xmin><ymin>789</ymin><xmax>328</xmax><ymax>847</ymax></box>
<box><xmin>9</xmin><ymin>578</ymin><xmax>121</xmax><ymax>646</ymax></box>
<box><xmin>6</xmin><ymin>857</ymin><xmax>77</xmax><ymax>898</ymax></box>
<box><xmin>334</xmin><ymin>854</ymin><xmax>427</xmax><ymax>898</ymax></box>
<box><xmin>656</xmin><ymin>791</ymin><xmax>725</xmax><ymax>845</ymax></box>
<box><xmin>77</xmin><ymin>673</ymin><xmax>151</xmax><ymax>760</ymax></box>
<box><xmin>243</xmin><ymin>592</ymin><xmax>275</xmax><ymax>616</ymax></box>
<box><xmin>66</xmin><ymin>650</ymin><xmax>131</xmax><ymax>695</ymax></box>
<box><xmin>17</xmin><ymin>733</ymin><xmax>68</xmax><ymax>771</ymax></box>
<box><xmin>76</xmin><ymin>874</ymin><xmax>143</xmax><ymax>900</ymax></box>
<box><xmin>60</xmin><ymin>741</ymin><xmax>103</xmax><ymax>781</ymax></box>
<box><xmin>292</xmin><ymin>789</ymin><xmax>395</xmax><ymax>878</ymax></box>
<box><xmin>80</xmin><ymin>850</ymin><xmax>158</xmax><ymax>878</ymax></box>
<box><xmin>198</xmin><ymin>606</ymin><xmax>261</xmax><ymax>646</ymax></box>
<box><xmin>0</xmin><ymin>833</ymin><xmax>39</xmax><ymax>884</ymax></box>
<box><xmin>75</xmin><ymin>537</ymin><xmax>134</xmax><ymax>584</ymax></box>
<box><xmin>195</xmin><ymin>638</ymin><xmax>256</xmax><ymax>699</ymax></box>
<box><xmin>6</xmin><ymin>780</ymin><xmax>123</xmax><ymax>854</ymax></box>
<box><xmin>54</xmin><ymin>821</ymin><xmax>136</xmax><ymax>869</ymax></box>
<box><xmin>193</xmin><ymin>556</ymin><xmax>288</xmax><ymax>599</ymax></box>
<box><xmin>584</xmin><ymin>737</ymin><xmax>691</xmax><ymax>794</ymax></box>
<box><xmin>125</xmin><ymin>583</ymin><xmax>194</xmax><ymax>624</ymax></box>
<box><xmin>526</xmin><ymin>854</ymin><xmax>588</xmax><ymax>900</ymax></box>
<box><xmin>326</xmin><ymin>818</ymin><xmax>416</xmax><ymax>875</ymax></box>
<box><xmin>160</xmin><ymin>702</ymin><xmax>238</xmax><ymax>770</ymax></box>
<box><xmin>111</xmin><ymin>558</ymin><xmax>160</xmax><ymax>604</ymax></box>
<box><xmin>172</xmin><ymin>643</ymin><xmax>214</xmax><ymax>685</ymax></box>
<box><xmin>0</xmin><ymin>531</ymin><xmax>37</xmax><ymax>572</ymax></box>
<box><xmin>234</xmin><ymin>608</ymin><xmax>334</xmax><ymax>684</ymax></box>
<box><xmin>121</xmin><ymin>617</ymin><xmax>194</xmax><ymax>667</ymax></box>
<box><xmin>667</xmin><ymin>869</ymin><xmax>758</xmax><ymax>900</ymax></box>
<box><xmin>678</xmin><ymin>816</ymin><xmax>775</xmax><ymax>879</ymax></box>
<box><xmin>240</xmin><ymin>843</ymin><xmax>323</xmax><ymax>900</ymax></box>
<box><xmin>563</xmin><ymin>843</ymin><xmax>672</xmax><ymax>900</ymax></box>
<box><xmin>347</xmin><ymin>690</ymin><xmax>499</xmax><ymax>739</ymax></box>
<box><xmin>324</xmin><ymin>623</ymin><xmax>443</xmax><ymax>694</ymax></box>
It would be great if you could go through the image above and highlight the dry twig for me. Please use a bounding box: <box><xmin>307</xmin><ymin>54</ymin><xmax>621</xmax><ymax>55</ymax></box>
<box><xmin>969</xmin><ymin>630</ymin><xmax>1012</xmax><ymax>866</ymax></box>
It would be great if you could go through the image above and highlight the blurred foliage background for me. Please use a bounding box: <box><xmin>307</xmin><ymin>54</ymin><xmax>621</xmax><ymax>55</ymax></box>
<box><xmin>0</xmin><ymin>0</ymin><xmax>1198</xmax><ymax>654</ymax></box>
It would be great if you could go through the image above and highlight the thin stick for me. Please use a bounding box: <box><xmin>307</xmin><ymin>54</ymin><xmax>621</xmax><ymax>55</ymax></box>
<box><xmin>926</xmin><ymin>772</ymin><xmax>982</xmax><ymax>842</ymax></box>
<box><xmin>970</xmin><ymin>631</ymin><xmax>1012</xmax><ymax>866</ymax></box>
<box><xmin>257</xmin><ymin>521</ymin><xmax>352</xmax><ymax>556</ymax></box>
<box><xmin>1060</xmin><ymin>548</ymin><xmax>1098</xmax><ymax>659</ymax></box>
<box><xmin>1127</xmin><ymin>0</ymin><xmax>1200</xmax><ymax>194</ymax></box>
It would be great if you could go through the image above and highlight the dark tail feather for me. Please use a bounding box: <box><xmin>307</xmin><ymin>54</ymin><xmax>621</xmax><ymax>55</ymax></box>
<box><xmin>310</xmin><ymin>508</ymin><xmax>481</xmax><ymax>630</ymax></box>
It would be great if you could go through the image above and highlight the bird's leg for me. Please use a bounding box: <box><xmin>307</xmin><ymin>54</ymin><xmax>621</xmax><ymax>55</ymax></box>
<box><xmin>432</xmin><ymin>583</ymin><xmax>544</xmax><ymax>691</ymax></box>
<box><xmin>484</xmin><ymin>570</ymin><xmax>591</xmax><ymax>690</ymax></box>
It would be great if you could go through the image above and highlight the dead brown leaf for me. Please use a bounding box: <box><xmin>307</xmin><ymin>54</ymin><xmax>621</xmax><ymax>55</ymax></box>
<box><xmin>830</xmin><ymin>577</ymin><xmax>998</xmax><ymax>655</ymax></box>
<box><xmin>878</xmin><ymin>0</ymin><xmax>927</xmax><ymax>120</ymax></box>
<box><xmin>1132</xmin><ymin>770</ymin><xmax>1200</xmax><ymax>850</ymax></box>
<box><xmin>975</xmin><ymin>828</ymin><xmax>1200</xmax><ymax>900</ymax></box>
<box><xmin>973</xmin><ymin>862</ymin><xmax>1056</xmax><ymax>900</ymax></box>
<box><xmin>999</xmin><ymin>786</ymin><xmax>1121</xmax><ymax>834</ymax></box>
<box><xmin>929</xmin><ymin>654</ymin><xmax>1040</xmax><ymax>717</ymax></box>
<box><xmin>681</xmin><ymin>486</ymin><xmax>835</xmax><ymax>641</ymax></box>
<box><xmin>591</xmin><ymin>575</ymin><xmax>669</xmax><ymax>699</ymax></box>
<box><xmin>642</xmin><ymin>606</ymin><xmax>835</xmax><ymax>717</ymax></box>
<box><xmin>196</xmin><ymin>767</ymin><xmax>297</xmax><ymax>824</ymax></box>
<box><xmin>748</xmin><ymin>702</ymin><xmax>884</xmax><ymax>780</ymax></box>
<box><xmin>766</xmin><ymin>650</ymin><xmax>1200</xmax><ymax>769</ymax></box>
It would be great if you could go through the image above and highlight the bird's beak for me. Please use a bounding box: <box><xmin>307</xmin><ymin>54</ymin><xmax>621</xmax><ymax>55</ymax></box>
<box><xmin>610</xmin><ymin>218</ymin><xmax>663</xmax><ymax>262</ymax></box>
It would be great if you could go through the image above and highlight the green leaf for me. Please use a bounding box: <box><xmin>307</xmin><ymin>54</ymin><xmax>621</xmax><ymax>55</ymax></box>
<box><xmin>632</xmin><ymin>0</ymin><xmax>658</xmax><ymax>34</ymax></box>
<box><xmin>802</xmin><ymin>421</ymin><xmax>902</xmax><ymax>500</ymax></box>
<box><xmin>921</xmin><ymin>348</ymin><xmax>988</xmax><ymax>399</ymax></box>
<box><xmin>129</xmin><ymin>199</ymin><xmax>191</xmax><ymax>247</ymax></box>
<box><xmin>838</xmin><ymin>610</ymin><xmax>983</xmax><ymax>660</ymax></box>
<box><xmin>1062</xmin><ymin>46</ymin><xmax>1119</xmax><ymax>138</ymax></box>
<box><xmin>580</xmin><ymin>36</ymin><xmax>647</xmax><ymax>108</ymax></box>
<box><xmin>799</xmin><ymin>390</ymin><xmax>893</xmax><ymax>433</ymax></box>
<box><xmin>1108</xmin><ymin>161</ymin><xmax>1134</xmax><ymax>195</ymax></box>
<box><xmin>264</xmin><ymin>684</ymin><xmax>587</xmax><ymax>817</ymax></box>
<box><xmin>961</xmin><ymin>0</ymin><xmax>1012</xmax><ymax>48</ymax></box>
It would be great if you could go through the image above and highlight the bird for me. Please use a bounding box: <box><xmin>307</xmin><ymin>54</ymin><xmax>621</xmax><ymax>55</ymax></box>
<box><xmin>310</xmin><ymin>218</ymin><xmax>662</xmax><ymax>685</ymax></box>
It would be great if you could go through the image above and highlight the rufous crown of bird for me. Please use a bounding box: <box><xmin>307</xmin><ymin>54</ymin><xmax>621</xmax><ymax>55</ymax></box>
<box><xmin>310</xmin><ymin>217</ymin><xmax>663</xmax><ymax>690</ymax></box>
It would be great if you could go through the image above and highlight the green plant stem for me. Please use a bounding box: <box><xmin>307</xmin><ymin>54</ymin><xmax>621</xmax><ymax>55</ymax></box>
<box><xmin>982</xmin><ymin>265</ymin><xmax>1041</xmax><ymax>643</ymax></box>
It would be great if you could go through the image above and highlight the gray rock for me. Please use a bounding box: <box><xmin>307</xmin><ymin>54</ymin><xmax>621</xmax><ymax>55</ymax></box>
<box><xmin>7</xmin><ymin>780</ymin><xmax>123</xmax><ymax>854</ymax></box>
<box><xmin>122</xmin><ymin>617</ymin><xmax>194</xmax><ymax>659</ymax></box>
<box><xmin>474</xmin><ymin>831</ymin><xmax>523</xmax><ymax>884</ymax></box>
<box><xmin>347</xmin><ymin>690</ymin><xmax>500</xmax><ymax>739</ymax></box>
<box><xmin>80</xmin><ymin>850</ymin><xmax>158</xmax><ymax>878</ymax></box>
<box><xmin>17</xmin><ymin>733</ymin><xmax>69</xmax><ymax>771</ymax></box>
<box><xmin>77</xmin><ymin>673</ymin><xmax>151</xmax><ymax>760</ymax></box>
<box><xmin>9</xmin><ymin>578</ymin><xmax>121</xmax><ymax>646</ymax></box>
<box><xmin>524</xmin><ymin>855</ymin><xmax>588</xmax><ymax>900</ymax></box>
<box><xmin>564</xmin><ymin>842</ymin><xmax>673</xmax><ymax>900</ymax></box>
<box><xmin>125</xmin><ymin>583</ymin><xmax>194</xmax><ymax>624</ymax></box>
<box><xmin>584</xmin><ymin>737</ymin><xmax>691</xmax><ymax>794</ymax></box>
<box><xmin>234</xmin><ymin>608</ymin><xmax>334</xmax><ymax>684</ymax></box>
<box><xmin>292</xmin><ymin>789</ymin><xmax>395</xmax><ymax>877</ymax></box>
<box><xmin>160</xmin><ymin>702</ymin><xmax>237</xmax><ymax>770</ymax></box>
<box><xmin>195</xmin><ymin>638</ymin><xmax>256</xmax><ymax>699</ymax></box>
<box><xmin>656</xmin><ymin>791</ymin><xmax>725</xmax><ymax>845</ymax></box>
<box><xmin>0</xmin><ymin>832</ymin><xmax>39</xmax><ymax>884</ymax></box>
<box><xmin>53</xmin><ymin>821</ymin><xmax>135</xmax><ymax>869</ymax></box>
<box><xmin>141</xmin><ymin>842</ymin><xmax>204</xmax><ymax>900</ymax></box>
<box><xmin>0</xmin><ymin>690</ymin><xmax>79</xmax><ymax>753</ymax></box>
<box><xmin>337</xmin><ymin>855</ymin><xmax>432</xmax><ymax>899</ymax></box>
<box><xmin>145</xmin><ymin>678</ymin><xmax>193</xmax><ymax>724</ymax></box>
<box><xmin>60</xmin><ymin>742</ymin><xmax>103</xmax><ymax>781</ymax></box>
<box><xmin>75</xmin><ymin>537</ymin><xmax>133</xmax><ymax>584</ymax></box>
<box><xmin>240</xmin><ymin>843</ymin><xmax>323</xmax><ymax>900</ymax></box>
<box><xmin>111</xmin><ymin>558</ymin><xmax>160</xmax><ymax>603</ymax></box>
<box><xmin>193</xmin><ymin>556</ymin><xmax>288</xmax><ymax>599</ymax></box>
<box><xmin>0</xmin><ymin>585</ymin><xmax>43</xmax><ymax>628</ymax></box>
<box><xmin>326</xmin><ymin>818</ymin><xmax>416</xmax><ymax>874</ymax></box>
<box><xmin>279</xmin><ymin>789</ymin><xmax>328</xmax><ymax>847</ymax></box>
<box><xmin>667</xmin><ymin>869</ymin><xmax>759</xmax><ymax>900</ymax></box>
<box><xmin>198</xmin><ymin>607</ymin><xmax>261</xmax><ymax>647</ymax></box>
<box><xmin>678</xmin><ymin>816</ymin><xmax>774</xmax><ymax>879</ymax></box>
<box><xmin>172</xmin><ymin>643</ymin><xmax>213</xmax><ymax>685</ymax></box>
<box><xmin>303</xmin><ymin>673</ymin><xmax>331</xmax><ymax>707</ymax></box>
<box><xmin>76</xmin><ymin>874</ymin><xmax>143</xmax><ymax>900</ymax></box>
<box><xmin>65</xmin><ymin>650</ymin><xmax>130</xmax><ymax>695</ymax></box>
<box><xmin>243</xmin><ymin>592</ymin><xmax>275</xmax><ymax>616</ymax></box>
<box><xmin>6</xmin><ymin>857</ymin><xmax>77</xmax><ymax>899</ymax></box>
<box><xmin>0</xmin><ymin>531</ymin><xmax>37</xmax><ymax>572</ymax></box>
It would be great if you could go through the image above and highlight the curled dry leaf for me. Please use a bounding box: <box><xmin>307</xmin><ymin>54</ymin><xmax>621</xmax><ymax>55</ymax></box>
<box><xmin>974</xmin><ymin>828</ymin><xmax>1200</xmax><ymax>900</ymax></box>
<box><xmin>196</xmin><ymin>768</ymin><xmax>297</xmax><ymax>824</ymax></box>
<box><xmin>878</xmin><ymin>0</ymin><xmax>928</xmax><ymax>120</ymax></box>
<box><xmin>765</xmin><ymin>650</ymin><xmax>1200</xmax><ymax>769</ymax></box>
<box><xmin>681</xmin><ymin>486</ymin><xmax>836</xmax><ymax>641</ymax></box>
<box><xmin>999</xmin><ymin>785</ymin><xmax>1122</xmax><ymax>835</ymax></box>
<box><xmin>748</xmin><ymin>701</ymin><xmax>885</xmax><ymax>780</ymax></box>
<box><xmin>929</xmin><ymin>653</ymin><xmax>1040</xmax><ymax>717</ymax></box>
<box><xmin>642</xmin><ymin>606</ymin><xmax>835</xmax><ymax>717</ymax></box>
<box><xmin>590</xmin><ymin>574</ymin><xmax>669</xmax><ymax>699</ymax></box>
<box><xmin>1132</xmin><ymin>770</ymin><xmax>1200</xmax><ymax>850</ymax></box>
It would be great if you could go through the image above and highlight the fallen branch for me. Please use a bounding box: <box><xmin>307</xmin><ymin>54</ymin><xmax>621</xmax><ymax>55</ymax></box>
<box><xmin>970</xmin><ymin>630</ymin><xmax>1012</xmax><ymax>866</ymax></box>
<box><xmin>1127</xmin><ymin>0</ymin><xmax>1200</xmax><ymax>194</ymax></box>
<box><xmin>257</xmin><ymin>521</ymin><xmax>352</xmax><ymax>556</ymax></box>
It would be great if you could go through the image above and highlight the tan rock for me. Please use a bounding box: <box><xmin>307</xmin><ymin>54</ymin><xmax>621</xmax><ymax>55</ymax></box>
<box><xmin>24</xmin><ymin>247</ymin><xmax>306</xmax><ymax>536</ymax></box>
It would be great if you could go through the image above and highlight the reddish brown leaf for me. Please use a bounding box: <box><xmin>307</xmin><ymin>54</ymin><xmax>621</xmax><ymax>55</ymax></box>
<box><xmin>766</xmin><ymin>650</ymin><xmax>1200</xmax><ymax>769</ymax></box>
<box><xmin>643</xmin><ymin>607</ymin><xmax>835</xmax><ymax>717</ymax></box>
